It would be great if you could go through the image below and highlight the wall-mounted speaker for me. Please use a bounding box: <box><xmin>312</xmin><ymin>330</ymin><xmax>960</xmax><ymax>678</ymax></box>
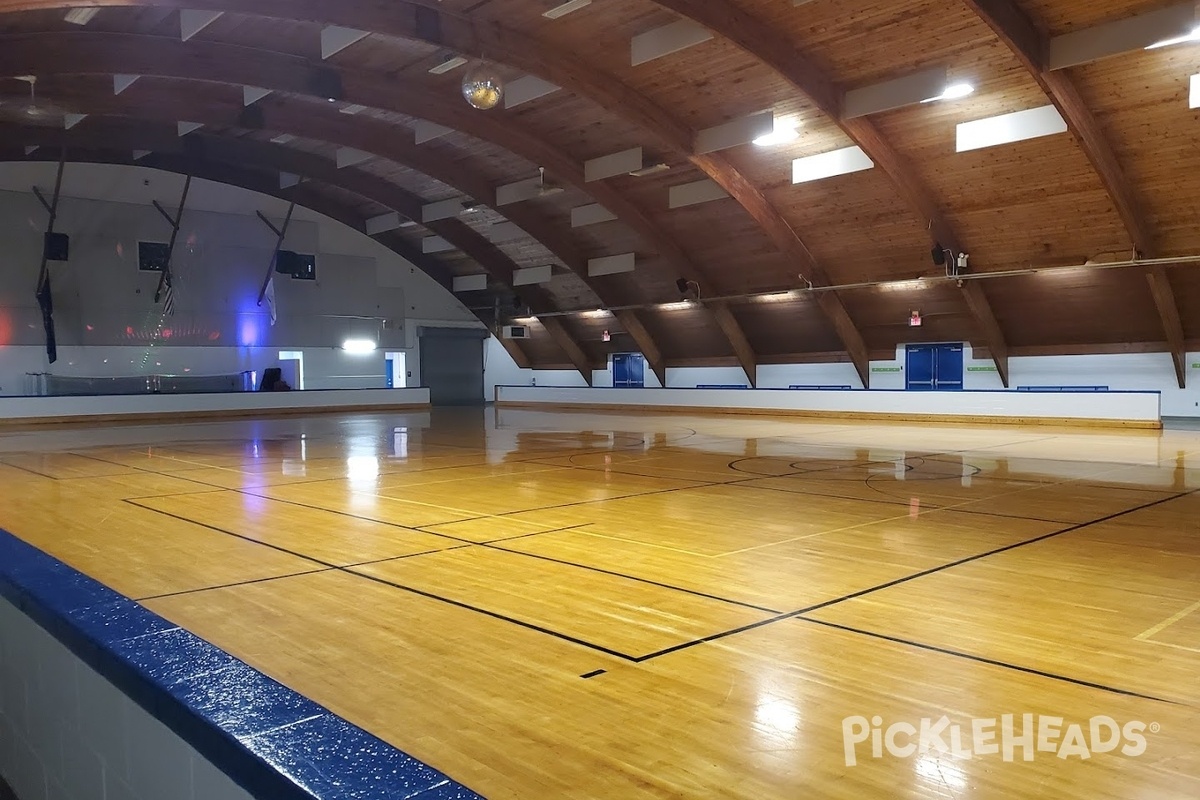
<box><xmin>43</xmin><ymin>232</ymin><xmax>69</xmax><ymax>261</ymax></box>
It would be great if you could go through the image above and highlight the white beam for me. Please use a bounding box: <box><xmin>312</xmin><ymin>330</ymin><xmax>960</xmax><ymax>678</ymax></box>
<box><xmin>335</xmin><ymin>147</ymin><xmax>373</xmax><ymax>169</ymax></box>
<box><xmin>365</xmin><ymin>211</ymin><xmax>403</xmax><ymax>235</ymax></box>
<box><xmin>414</xmin><ymin>119</ymin><xmax>453</xmax><ymax>144</ymax></box>
<box><xmin>452</xmin><ymin>274</ymin><xmax>488</xmax><ymax>292</ymax></box>
<box><xmin>1049</xmin><ymin>2</ymin><xmax>1195</xmax><ymax>70</ymax></box>
<box><xmin>844</xmin><ymin>66</ymin><xmax>947</xmax><ymax>119</ymax></box>
<box><xmin>668</xmin><ymin>179</ymin><xmax>729</xmax><ymax>209</ymax></box>
<box><xmin>422</xmin><ymin>198</ymin><xmax>462</xmax><ymax>222</ymax></box>
<box><xmin>422</xmin><ymin>236</ymin><xmax>455</xmax><ymax>254</ymax></box>
<box><xmin>243</xmin><ymin>86</ymin><xmax>272</xmax><ymax>106</ymax></box>
<box><xmin>632</xmin><ymin>19</ymin><xmax>712</xmax><ymax>66</ymax></box>
<box><xmin>179</xmin><ymin>9</ymin><xmax>222</xmax><ymax>41</ymax></box>
<box><xmin>695</xmin><ymin>110</ymin><xmax>774</xmax><ymax>154</ymax></box>
<box><xmin>571</xmin><ymin>204</ymin><xmax>618</xmax><ymax>228</ymax></box>
<box><xmin>584</xmin><ymin>147</ymin><xmax>643</xmax><ymax>182</ymax></box>
<box><xmin>321</xmin><ymin>25</ymin><xmax>369</xmax><ymax>59</ymax></box>
<box><xmin>955</xmin><ymin>105</ymin><xmax>1067</xmax><ymax>153</ymax></box>
<box><xmin>113</xmin><ymin>74</ymin><xmax>139</xmax><ymax>95</ymax></box>
<box><xmin>514</xmin><ymin>265</ymin><xmax>553</xmax><ymax>286</ymax></box>
<box><xmin>504</xmin><ymin>75</ymin><xmax>560</xmax><ymax>108</ymax></box>
<box><xmin>588</xmin><ymin>253</ymin><xmax>636</xmax><ymax>277</ymax></box>
<box><xmin>792</xmin><ymin>146</ymin><xmax>874</xmax><ymax>184</ymax></box>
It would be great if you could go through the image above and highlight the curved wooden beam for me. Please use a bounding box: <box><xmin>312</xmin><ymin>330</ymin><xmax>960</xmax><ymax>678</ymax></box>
<box><xmin>0</xmin><ymin>33</ymin><xmax>738</xmax><ymax>381</ymax></box>
<box><xmin>652</xmin><ymin>0</ymin><xmax>1011</xmax><ymax>386</ymax></box>
<box><xmin>27</xmin><ymin>82</ymin><xmax>674</xmax><ymax>380</ymax></box>
<box><xmin>961</xmin><ymin>0</ymin><xmax>1183</xmax><ymax>388</ymax></box>
<box><xmin>9</xmin><ymin>142</ymin><xmax>537</xmax><ymax>370</ymax></box>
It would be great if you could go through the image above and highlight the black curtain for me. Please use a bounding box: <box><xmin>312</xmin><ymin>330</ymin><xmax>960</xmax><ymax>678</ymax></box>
<box><xmin>36</xmin><ymin>271</ymin><xmax>56</xmax><ymax>364</ymax></box>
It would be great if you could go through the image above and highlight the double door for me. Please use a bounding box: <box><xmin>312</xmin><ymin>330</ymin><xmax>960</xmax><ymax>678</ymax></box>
<box><xmin>905</xmin><ymin>344</ymin><xmax>963</xmax><ymax>391</ymax></box>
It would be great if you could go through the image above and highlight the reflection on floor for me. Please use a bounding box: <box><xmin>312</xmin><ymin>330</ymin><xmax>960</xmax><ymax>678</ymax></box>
<box><xmin>2</xmin><ymin>407</ymin><xmax>1199</xmax><ymax>798</ymax></box>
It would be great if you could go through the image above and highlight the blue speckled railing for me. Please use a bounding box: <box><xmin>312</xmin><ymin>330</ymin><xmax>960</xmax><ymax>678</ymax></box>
<box><xmin>0</xmin><ymin>529</ymin><xmax>483</xmax><ymax>800</ymax></box>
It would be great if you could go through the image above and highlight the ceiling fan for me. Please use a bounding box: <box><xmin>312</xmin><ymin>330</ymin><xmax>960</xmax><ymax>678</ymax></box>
<box><xmin>0</xmin><ymin>77</ymin><xmax>76</xmax><ymax>126</ymax></box>
<box><xmin>534</xmin><ymin>166</ymin><xmax>563</xmax><ymax>198</ymax></box>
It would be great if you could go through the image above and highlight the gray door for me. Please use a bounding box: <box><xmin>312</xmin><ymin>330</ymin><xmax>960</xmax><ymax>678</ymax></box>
<box><xmin>419</xmin><ymin>328</ymin><xmax>486</xmax><ymax>406</ymax></box>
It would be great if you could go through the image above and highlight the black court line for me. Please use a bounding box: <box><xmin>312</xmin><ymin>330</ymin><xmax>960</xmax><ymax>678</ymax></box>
<box><xmin>631</xmin><ymin>488</ymin><xmax>1200</xmax><ymax>667</ymax></box>
<box><xmin>725</xmin><ymin>481</ymin><xmax>1069</xmax><ymax>525</ymax></box>
<box><xmin>0</xmin><ymin>460</ymin><xmax>60</xmax><ymax>480</ymax></box>
<box><xmin>341</xmin><ymin>544</ymin><xmax>475</xmax><ymax>569</ymax></box>
<box><xmin>796</xmin><ymin>617</ymin><xmax>1177</xmax><ymax>704</ymax></box>
<box><xmin>476</xmin><ymin>523</ymin><xmax>596</xmax><ymax>545</ymax></box>
<box><xmin>580</xmin><ymin>669</ymin><xmax>606</xmax><ymax>679</ymax></box>
<box><xmin>343</xmin><ymin>566</ymin><xmax>640</xmax><ymax>662</ymax></box>
<box><xmin>134</xmin><ymin>568</ymin><xmax>334</xmax><ymax>602</ymax></box>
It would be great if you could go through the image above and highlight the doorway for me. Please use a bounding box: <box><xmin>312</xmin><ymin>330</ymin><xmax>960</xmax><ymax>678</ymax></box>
<box><xmin>905</xmin><ymin>344</ymin><xmax>964</xmax><ymax>391</ymax></box>
<box><xmin>613</xmin><ymin>353</ymin><xmax>645</xmax><ymax>388</ymax></box>
<box><xmin>418</xmin><ymin>328</ymin><xmax>486</xmax><ymax>405</ymax></box>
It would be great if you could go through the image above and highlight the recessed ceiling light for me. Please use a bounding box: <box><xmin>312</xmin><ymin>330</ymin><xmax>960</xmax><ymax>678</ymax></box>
<box><xmin>1146</xmin><ymin>25</ymin><xmax>1200</xmax><ymax>50</ymax></box>
<box><xmin>922</xmin><ymin>83</ymin><xmax>975</xmax><ymax>103</ymax></box>
<box><xmin>753</xmin><ymin>123</ymin><xmax>799</xmax><ymax>147</ymax></box>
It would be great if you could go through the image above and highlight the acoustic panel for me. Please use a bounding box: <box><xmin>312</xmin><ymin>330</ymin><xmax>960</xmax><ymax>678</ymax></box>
<box><xmin>513</xmin><ymin>265</ymin><xmax>553</xmax><ymax>286</ymax></box>
<box><xmin>504</xmin><ymin>75</ymin><xmax>560</xmax><ymax>108</ymax></box>
<box><xmin>588</xmin><ymin>253</ymin><xmax>636</xmax><ymax>277</ymax></box>
<box><xmin>956</xmin><ymin>105</ymin><xmax>1067</xmax><ymax>153</ymax></box>
<box><xmin>422</xmin><ymin>236</ymin><xmax>455</xmax><ymax>254</ymax></box>
<box><xmin>584</xmin><ymin>147</ymin><xmax>643</xmax><ymax>182</ymax></box>
<box><xmin>792</xmin><ymin>146</ymin><xmax>874</xmax><ymax>184</ymax></box>
<box><xmin>695</xmin><ymin>110</ymin><xmax>773</xmax><ymax>154</ymax></box>
<box><xmin>321</xmin><ymin>25</ymin><xmax>369</xmax><ymax>59</ymax></box>
<box><xmin>571</xmin><ymin>204</ymin><xmax>618</xmax><ymax>228</ymax></box>
<box><xmin>668</xmin><ymin>179</ymin><xmax>729</xmax><ymax>209</ymax></box>
<box><xmin>844</xmin><ymin>66</ymin><xmax>947</xmax><ymax>119</ymax></box>
<box><xmin>631</xmin><ymin>19</ymin><xmax>712</xmax><ymax>66</ymax></box>
<box><xmin>422</xmin><ymin>198</ymin><xmax>462</xmax><ymax>222</ymax></box>
<box><xmin>452</xmin><ymin>274</ymin><xmax>488</xmax><ymax>292</ymax></box>
<box><xmin>1049</xmin><ymin>2</ymin><xmax>1195</xmax><ymax>70</ymax></box>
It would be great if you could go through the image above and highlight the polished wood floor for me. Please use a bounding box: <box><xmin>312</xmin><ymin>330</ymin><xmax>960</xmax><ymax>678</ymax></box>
<box><xmin>2</xmin><ymin>407</ymin><xmax>1199</xmax><ymax>798</ymax></box>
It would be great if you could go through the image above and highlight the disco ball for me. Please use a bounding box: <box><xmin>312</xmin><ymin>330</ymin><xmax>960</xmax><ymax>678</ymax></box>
<box><xmin>462</xmin><ymin>68</ymin><xmax>503</xmax><ymax>110</ymax></box>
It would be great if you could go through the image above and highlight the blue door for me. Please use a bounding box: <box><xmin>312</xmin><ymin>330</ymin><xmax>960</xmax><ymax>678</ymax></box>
<box><xmin>935</xmin><ymin>344</ymin><xmax>964</xmax><ymax>391</ymax></box>
<box><xmin>905</xmin><ymin>345</ymin><xmax>935</xmax><ymax>391</ymax></box>
<box><xmin>612</xmin><ymin>353</ymin><xmax>645</xmax><ymax>388</ymax></box>
<box><xmin>906</xmin><ymin>344</ymin><xmax>963</xmax><ymax>391</ymax></box>
<box><xmin>385</xmin><ymin>357</ymin><xmax>395</xmax><ymax>389</ymax></box>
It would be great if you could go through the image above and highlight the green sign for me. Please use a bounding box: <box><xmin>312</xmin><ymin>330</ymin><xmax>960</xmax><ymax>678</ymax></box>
<box><xmin>967</xmin><ymin>366</ymin><xmax>998</xmax><ymax>372</ymax></box>
<box><xmin>1193</xmin><ymin>363</ymin><xmax>1200</xmax><ymax>369</ymax></box>
<box><xmin>871</xmin><ymin>366</ymin><xmax>902</xmax><ymax>373</ymax></box>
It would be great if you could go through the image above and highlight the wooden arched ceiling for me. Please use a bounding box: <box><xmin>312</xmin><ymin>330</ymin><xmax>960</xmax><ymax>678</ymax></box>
<box><xmin>0</xmin><ymin>1</ymin><xmax>1196</xmax><ymax>379</ymax></box>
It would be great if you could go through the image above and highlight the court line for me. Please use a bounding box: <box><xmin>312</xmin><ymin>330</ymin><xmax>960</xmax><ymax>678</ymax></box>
<box><xmin>795</xmin><ymin>617</ymin><xmax>1177</xmax><ymax>704</ymax></box>
<box><xmin>631</xmin><ymin>488</ymin><xmax>1200</xmax><ymax>666</ymax></box>
<box><xmin>477</xmin><ymin>523</ymin><xmax>596</xmax><ymax>545</ymax></box>
<box><xmin>343</xmin><ymin>567</ymin><xmax>640</xmax><ymax>661</ymax></box>
<box><xmin>134</xmin><ymin>568</ymin><xmax>334</xmax><ymax>601</ymax></box>
<box><xmin>1135</xmin><ymin>639</ymin><xmax>1200</xmax><ymax>655</ymax></box>
<box><xmin>1134</xmin><ymin>599</ymin><xmax>1200</xmax><ymax>641</ymax></box>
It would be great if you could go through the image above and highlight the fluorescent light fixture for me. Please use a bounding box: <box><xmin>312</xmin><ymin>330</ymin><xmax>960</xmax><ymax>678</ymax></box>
<box><xmin>342</xmin><ymin>339</ymin><xmax>377</xmax><ymax>353</ymax></box>
<box><xmin>544</xmin><ymin>0</ymin><xmax>591</xmax><ymax>19</ymax></box>
<box><xmin>922</xmin><ymin>83</ymin><xmax>975</xmax><ymax>103</ymax></box>
<box><xmin>339</xmin><ymin>104</ymin><xmax>367</xmax><ymax>115</ymax></box>
<box><xmin>64</xmin><ymin>7</ymin><xmax>100</xmax><ymax>24</ymax></box>
<box><xmin>1147</xmin><ymin>25</ymin><xmax>1200</xmax><ymax>49</ymax></box>
<box><xmin>756</xmin><ymin>290</ymin><xmax>798</xmax><ymax>303</ymax></box>
<box><xmin>1191</xmin><ymin>74</ymin><xmax>1200</xmax><ymax>109</ymax></box>
<box><xmin>628</xmin><ymin>162</ymin><xmax>670</xmax><ymax>177</ymax></box>
<box><xmin>753</xmin><ymin>122</ymin><xmax>799</xmax><ymax>146</ymax></box>
<box><xmin>792</xmin><ymin>146</ymin><xmax>874</xmax><ymax>184</ymax></box>
<box><xmin>584</xmin><ymin>308</ymin><xmax>611</xmax><ymax>317</ymax></box>
<box><xmin>659</xmin><ymin>301</ymin><xmax>697</xmax><ymax>311</ymax></box>
<box><xmin>429</xmin><ymin>55</ymin><xmax>468</xmax><ymax>74</ymax></box>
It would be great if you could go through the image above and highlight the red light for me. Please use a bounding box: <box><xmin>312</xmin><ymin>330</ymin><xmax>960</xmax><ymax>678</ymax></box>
<box><xmin>162</xmin><ymin>329</ymin><xmax>173</xmax><ymax>339</ymax></box>
<box><xmin>125</xmin><ymin>325</ymin><xmax>134</xmax><ymax>336</ymax></box>
<box><xmin>908</xmin><ymin>311</ymin><xmax>922</xmax><ymax>327</ymax></box>
<box><xmin>602</xmin><ymin>329</ymin><xmax>611</xmax><ymax>342</ymax></box>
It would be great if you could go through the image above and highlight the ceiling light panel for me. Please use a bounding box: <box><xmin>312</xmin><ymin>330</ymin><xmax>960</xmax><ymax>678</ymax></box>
<box><xmin>428</xmin><ymin>56</ymin><xmax>468</xmax><ymax>75</ymax></box>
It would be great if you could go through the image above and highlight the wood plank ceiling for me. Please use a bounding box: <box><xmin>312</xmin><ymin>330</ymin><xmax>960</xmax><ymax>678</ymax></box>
<box><xmin>0</xmin><ymin>0</ymin><xmax>1196</xmax><ymax>385</ymax></box>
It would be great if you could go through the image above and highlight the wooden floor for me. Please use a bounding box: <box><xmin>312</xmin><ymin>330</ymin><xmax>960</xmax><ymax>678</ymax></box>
<box><xmin>2</xmin><ymin>407</ymin><xmax>1199</xmax><ymax>798</ymax></box>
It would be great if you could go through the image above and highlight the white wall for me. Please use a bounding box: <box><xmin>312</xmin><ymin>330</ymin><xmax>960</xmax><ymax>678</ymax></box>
<box><xmin>0</xmin><ymin>593</ymin><xmax>253</xmax><ymax>800</ymax></box>
<box><xmin>484</xmin><ymin>340</ymin><xmax>1200</xmax><ymax>417</ymax></box>
<box><xmin>0</xmin><ymin>163</ymin><xmax>480</xmax><ymax>396</ymax></box>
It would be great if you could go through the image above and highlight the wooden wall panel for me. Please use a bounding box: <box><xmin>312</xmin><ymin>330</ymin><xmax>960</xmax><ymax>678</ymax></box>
<box><xmin>727</xmin><ymin>296</ymin><xmax>845</xmax><ymax>357</ymax></box>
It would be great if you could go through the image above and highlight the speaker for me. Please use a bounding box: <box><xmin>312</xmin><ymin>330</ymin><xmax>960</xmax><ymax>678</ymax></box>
<box><xmin>43</xmin><ymin>232</ymin><xmax>69</xmax><ymax>261</ymax></box>
<box><xmin>675</xmin><ymin>277</ymin><xmax>689</xmax><ymax>294</ymax></box>
<box><xmin>275</xmin><ymin>250</ymin><xmax>316</xmax><ymax>280</ymax></box>
<box><xmin>931</xmin><ymin>243</ymin><xmax>946</xmax><ymax>266</ymax></box>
